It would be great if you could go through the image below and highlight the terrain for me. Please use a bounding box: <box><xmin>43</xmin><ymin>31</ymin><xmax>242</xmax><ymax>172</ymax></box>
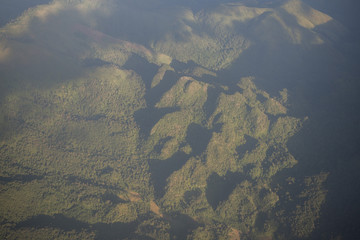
<box><xmin>0</xmin><ymin>0</ymin><xmax>360</xmax><ymax>239</ymax></box>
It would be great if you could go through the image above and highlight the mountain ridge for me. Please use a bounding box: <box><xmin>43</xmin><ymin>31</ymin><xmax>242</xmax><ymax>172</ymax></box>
<box><xmin>1</xmin><ymin>0</ymin><xmax>360</xmax><ymax>239</ymax></box>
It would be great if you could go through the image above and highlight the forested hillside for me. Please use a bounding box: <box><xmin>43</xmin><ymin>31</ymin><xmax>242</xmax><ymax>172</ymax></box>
<box><xmin>1</xmin><ymin>0</ymin><xmax>359</xmax><ymax>239</ymax></box>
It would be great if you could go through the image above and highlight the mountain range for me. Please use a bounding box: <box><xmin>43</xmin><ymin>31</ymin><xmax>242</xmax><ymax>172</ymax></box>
<box><xmin>1</xmin><ymin>0</ymin><xmax>360</xmax><ymax>239</ymax></box>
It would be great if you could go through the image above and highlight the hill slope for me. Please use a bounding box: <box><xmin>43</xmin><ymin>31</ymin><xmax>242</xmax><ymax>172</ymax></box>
<box><xmin>1</xmin><ymin>0</ymin><xmax>360</xmax><ymax>239</ymax></box>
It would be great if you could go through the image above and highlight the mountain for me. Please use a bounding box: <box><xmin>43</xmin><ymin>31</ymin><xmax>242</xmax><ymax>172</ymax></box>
<box><xmin>1</xmin><ymin>0</ymin><xmax>360</xmax><ymax>239</ymax></box>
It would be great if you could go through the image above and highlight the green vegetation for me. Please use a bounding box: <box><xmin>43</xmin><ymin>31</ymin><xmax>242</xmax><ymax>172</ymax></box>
<box><xmin>0</xmin><ymin>0</ymin><xmax>347</xmax><ymax>239</ymax></box>
<box><xmin>151</xmin><ymin>7</ymin><xmax>250</xmax><ymax>70</ymax></box>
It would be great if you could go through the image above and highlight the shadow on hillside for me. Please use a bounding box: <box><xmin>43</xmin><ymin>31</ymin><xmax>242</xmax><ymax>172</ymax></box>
<box><xmin>102</xmin><ymin>191</ymin><xmax>128</xmax><ymax>204</ymax></box>
<box><xmin>148</xmin><ymin>123</ymin><xmax>214</xmax><ymax>198</ymax></box>
<box><xmin>152</xmin><ymin>136</ymin><xmax>174</xmax><ymax>154</ymax></box>
<box><xmin>236</xmin><ymin>135</ymin><xmax>258</xmax><ymax>160</ymax></box>
<box><xmin>168</xmin><ymin>212</ymin><xmax>199</xmax><ymax>240</ymax></box>
<box><xmin>205</xmin><ymin>171</ymin><xmax>247</xmax><ymax>210</ymax></box>
<box><xmin>81</xmin><ymin>58</ymin><xmax>111</xmax><ymax>68</ymax></box>
<box><xmin>183</xmin><ymin>188</ymin><xmax>202</xmax><ymax>205</ymax></box>
<box><xmin>203</xmin><ymin>86</ymin><xmax>221</xmax><ymax>119</ymax></box>
<box><xmin>186</xmin><ymin>123</ymin><xmax>212</xmax><ymax>156</ymax></box>
<box><xmin>145</xmin><ymin>70</ymin><xmax>180</xmax><ymax>107</ymax></box>
<box><xmin>16</xmin><ymin>214</ymin><xmax>138</xmax><ymax>240</ymax></box>
<box><xmin>134</xmin><ymin>106</ymin><xmax>180</xmax><ymax>138</ymax></box>
<box><xmin>132</xmin><ymin>64</ymin><xmax>183</xmax><ymax>139</ymax></box>
<box><xmin>0</xmin><ymin>174</ymin><xmax>44</xmax><ymax>183</ymax></box>
<box><xmin>123</xmin><ymin>54</ymin><xmax>159</xmax><ymax>89</ymax></box>
<box><xmin>15</xmin><ymin>211</ymin><xmax>202</xmax><ymax>239</ymax></box>
<box><xmin>64</xmin><ymin>175</ymin><xmax>121</xmax><ymax>190</ymax></box>
<box><xmin>149</xmin><ymin>152</ymin><xmax>189</xmax><ymax>198</ymax></box>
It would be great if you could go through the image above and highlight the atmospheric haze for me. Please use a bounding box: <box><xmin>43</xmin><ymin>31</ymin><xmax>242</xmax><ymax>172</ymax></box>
<box><xmin>0</xmin><ymin>0</ymin><xmax>360</xmax><ymax>239</ymax></box>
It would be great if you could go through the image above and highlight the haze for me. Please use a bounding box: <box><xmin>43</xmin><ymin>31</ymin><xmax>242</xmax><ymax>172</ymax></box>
<box><xmin>1</xmin><ymin>0</ymin><xmax>360</xmax><ymax>239</ymax></box>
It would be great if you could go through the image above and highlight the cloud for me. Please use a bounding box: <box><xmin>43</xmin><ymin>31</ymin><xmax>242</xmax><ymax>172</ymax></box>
<box><xmin>204</xmin><ymin>4</ymin><xmax>271</xmax><ymax>28</ymax></box>
<box><xmin>34</xmin><ymin>1</ymin><xmax>66</xmax><ymax>21</ymax></box>
<box><xmin>75</xmin><ymin>0</ymin><xmax>116</xmax><ymax>17</ymax></box>
<box><xmin>0</xmin><ymin>43</ymin><xmax>11</xmax><ymax>62</ymax></box>
<box><xmin>1</xmin><ymin>0</ymin><xmax>117</xmax><ymax>37</ymax></box>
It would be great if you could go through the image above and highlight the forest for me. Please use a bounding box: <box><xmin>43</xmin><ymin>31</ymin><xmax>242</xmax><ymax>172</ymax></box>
<box><xmin>1</xmin><ymin>0</ymin><xmax>360</xmax><ymax>239</ymax></box>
